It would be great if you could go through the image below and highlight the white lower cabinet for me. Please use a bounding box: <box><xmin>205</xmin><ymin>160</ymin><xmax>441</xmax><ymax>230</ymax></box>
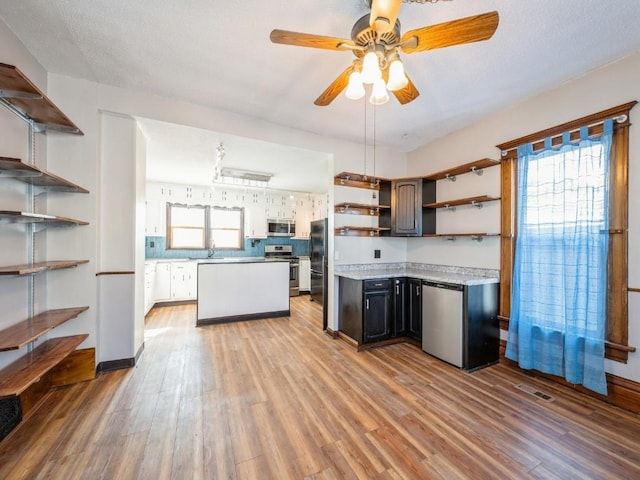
<box><xmin>170</xmin><ymin>261</ymin><xmax>198</xmax><ymax>301</ymax></box>
<box><xmin>144</xmin><ymin>261</ymin><xmax>157</xmax><ymax>315</ymax></box>
<box><xmin>154</xmin><ymin>262</ymin><xmax>172</xmax><ymax>302</ymax></box>
<box><xmin>299</xmin><ymin>257</ymin><xmax>311</xmax><ymax>292</ymax></box>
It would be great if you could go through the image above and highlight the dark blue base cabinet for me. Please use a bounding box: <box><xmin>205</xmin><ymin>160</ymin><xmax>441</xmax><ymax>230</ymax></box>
<box><xmin>339</xmin><ymin>277</ymin><xmax>421</xmax><ymax>346</ymax></box>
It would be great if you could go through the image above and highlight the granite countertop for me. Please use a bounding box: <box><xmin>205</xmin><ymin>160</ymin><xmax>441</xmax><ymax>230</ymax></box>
<box><xmin>334</xmin><ymin>263</ymin><xmax>499</xmax><ymax>286</ymax></box>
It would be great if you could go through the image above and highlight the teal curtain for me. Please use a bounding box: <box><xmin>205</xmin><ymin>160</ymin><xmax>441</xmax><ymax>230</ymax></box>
<box><xmin>505</xmin><ymin>120</ymin><xmax>613</xmax><ymax>395</ymax></box>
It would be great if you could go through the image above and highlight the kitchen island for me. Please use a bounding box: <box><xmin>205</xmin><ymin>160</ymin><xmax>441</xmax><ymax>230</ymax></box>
<box><xmin>196</xmin><ymin>257</ymin><xmax>290</xmax><ymax>326</ymax></box>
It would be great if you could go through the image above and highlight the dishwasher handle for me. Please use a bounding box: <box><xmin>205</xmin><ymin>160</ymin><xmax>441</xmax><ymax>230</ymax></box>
<box><xmin>423</xmin><ymin>280</ymin><xmax>464</xmax><ymax>291</ymax></box>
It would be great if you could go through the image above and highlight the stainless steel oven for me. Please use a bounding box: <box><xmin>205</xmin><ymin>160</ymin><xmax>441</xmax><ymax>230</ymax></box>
<box><xmin>265</xmin><ymin>245</ymin><xmax>299</xmax><ymax>297</ymax></box>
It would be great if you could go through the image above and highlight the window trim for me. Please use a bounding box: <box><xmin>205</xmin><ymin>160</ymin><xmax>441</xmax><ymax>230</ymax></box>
<box><xmin>496</xmin><ymin>101</ymin><xmax>637</xmax><ymax>363</ymax></box>
<box><xmin>166</xmin><ymin>203</ymin><xmax>207</xmax><ymax>250</ymax></box>
<box><xmin>209</xmin><ymin>205</ymin><xmax>245</xmax><ymax>251</ymax></box>
<box><xmin>166</xmin><ymin>202</ymin><xmax>245</xmax><ymax>251</ymax></box>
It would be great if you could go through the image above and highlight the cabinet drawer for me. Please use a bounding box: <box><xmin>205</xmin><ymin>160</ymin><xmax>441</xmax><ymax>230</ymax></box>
<box><xmin>364</xmin><ymin>279</ymin><xmax>390</xmax><ymax>291</ymax></box>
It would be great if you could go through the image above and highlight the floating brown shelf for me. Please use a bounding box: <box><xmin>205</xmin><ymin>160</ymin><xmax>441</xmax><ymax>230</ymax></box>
<box><xmin>423</xmin><ymin>233</ymin><xmax>500</xmax><ymax>241</ymax></box>
<box><xmin>0</xmin><ymin>157</ymin><xmax>89</xmax><ymax>193</ymax></box>
<box><xmin>334</xmin><ymin>172</ymin><xmax>389</xmax><ymax>190</ymax></box>
<box><xmin>334</xmin><ymin>202</ymin><xmax>391</xmax><ymax>216</ymax></box>
<box><xmin>0</xmin><ymin>260</ymin><xmax>89</xmax><ymax>276</ymax></box>
<box><xmin>423</xmin><ymin>159</ymin><xmax>500</xmax><ymax>181</ymax></box>
<box><xmin>0</xmin><ymin>63</ymin><xmax>83</xmax><ymax>135</ymax></box>
<box><xmin>0</xmin><ymin>334</ymin><xmax>88</xmax><ymax>397</ymax></box>
<box><xmin>0</xmin><ymin>211</ymin><xmax>88</xmax><ymax>226</ymax></box>
<box><xmin>335</xmin><ymin>227</ymin><xmax>391</xmax><ymax>237</ymax></box>
<box><xmin>423</xmin><ymin>195</ymin><xmax>501</xmax><ymax>210</ymax></box>
<box><xmin>0</xmin><ymin>307</ymin><xmax>89</xmax><ymax>352</ymax></box>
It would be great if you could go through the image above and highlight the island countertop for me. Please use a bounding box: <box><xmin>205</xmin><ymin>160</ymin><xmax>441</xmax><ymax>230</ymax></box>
<box><xmin>196</xmin><ymin>259</ymin><xmax>290</xmax><ymax>325</ymax></box>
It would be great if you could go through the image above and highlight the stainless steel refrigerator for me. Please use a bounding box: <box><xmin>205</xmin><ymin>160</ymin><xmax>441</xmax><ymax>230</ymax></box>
<box><xmin>310</xmin><ymin>218</ymin><xmax>328</xmax><ymax>329</ymax></box>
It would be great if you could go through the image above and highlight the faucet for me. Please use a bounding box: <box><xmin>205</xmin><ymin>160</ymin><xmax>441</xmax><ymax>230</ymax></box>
<box><xmin>207</xmin><ymin>240</ymin><xmax>215</xmax><ymax>258</ymax></box>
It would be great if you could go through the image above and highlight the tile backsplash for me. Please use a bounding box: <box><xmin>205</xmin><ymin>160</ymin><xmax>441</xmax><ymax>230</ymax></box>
<box><xmin>145</xmin><ymin>236</ymin><xmax>310</xmax><ymax>259</ymax></box>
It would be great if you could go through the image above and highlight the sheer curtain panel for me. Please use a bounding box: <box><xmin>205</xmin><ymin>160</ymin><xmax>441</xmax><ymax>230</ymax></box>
<box><xmin>505</xmin><ymin>120</ymin><xmax>613</xmax><ymax>395</ymax></box>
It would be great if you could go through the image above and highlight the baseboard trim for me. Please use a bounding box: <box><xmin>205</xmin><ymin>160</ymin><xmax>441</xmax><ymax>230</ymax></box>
<box><xmin>325</xmin><ymin>328</ymin><xmax>339</xmax><ymax>339</ymax></box>
<box><xmin>196</xmin><ymin>310</ymin><xmax>290</xmax><ymax>326</ymax></box>
<box><xmin>499</xmin><ymin>339</ymin><xmax>640</xmax><ymax>414</ymax></box>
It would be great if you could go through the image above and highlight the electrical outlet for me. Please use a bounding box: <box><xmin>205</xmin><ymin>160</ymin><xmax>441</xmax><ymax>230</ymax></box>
<box><xmin>374</xmin><ymin>249</ymin><xmax>381</xmax><ymax>259</ymax></box>
<box><xmin>150</xmin><ymin>241</ymin><xmax>155</xmax><ymax>248</ymax></box>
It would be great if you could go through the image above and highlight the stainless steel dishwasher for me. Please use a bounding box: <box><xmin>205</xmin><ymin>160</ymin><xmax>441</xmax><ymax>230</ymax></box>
<box><xmin>421</xmin><ymin>281</ymin><xmax>464</xmax><ymax>368</ymax></box>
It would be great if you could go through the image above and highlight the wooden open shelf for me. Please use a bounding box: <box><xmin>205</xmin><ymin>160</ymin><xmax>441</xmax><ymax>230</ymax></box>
<box><xmin>0</xmin><ymin>260</ymin><xmax>89</xmax><ymax>276</ymax></box>
<box><xmin>0</xmin><ymin>307</ymin><xmax>89</xmax><ymax>352</ymax></box>
<box><xmin>334</xmin><ymin>172</ymin><xmax>389</xmax><ymax>190</ymax></box>
<box><xmin>335</xmin><ymin>227</ymin><xmax>391</xmax><ymax>237</ymax></box>
<box><xmin>334</xmin><ymin>202</ymin><xmax>391</xmax><ymax>216</ymax></box>
<box><xmin>0</xmin><ymin>334</ymin><xmax>88</xmax><ymax>397</ymax></box>
<box><xmin>0</xmin><ymin>157</ymin><xmax>89</xmax><ymax>193</ymax></box>
<box><xmin>423</xmin><ymin>159</ymin><xmax>500</xmax><ymax>181</ymax></box>
<box><xmin>423</xmin><ymin>233</ymin><xmax>500</xmax><ymax>241</ymax></box>
<box><xmin>423</xmin><ymin>195</ymin><xmax>501</xmax><ymax>210</ymax></box>
<box><xmin>0</xmin><ymin>211</ymin><xmax>88</xmax><ymax>226</ymax></box>
<box><xmin>0</xmin><ymin>63</ymin><xmax>83</xmax><ymax>135</ymax></box>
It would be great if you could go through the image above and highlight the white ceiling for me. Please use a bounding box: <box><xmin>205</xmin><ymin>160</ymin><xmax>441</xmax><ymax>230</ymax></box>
<box><xmin>2</xmin><ymin>1</ymin><xmax>640</xmax><ymax>190</ymax></box>
<box><xmin>137</xmin><ymin>117</ymin><xmax>331</xmax><ymax>193</ymax></box>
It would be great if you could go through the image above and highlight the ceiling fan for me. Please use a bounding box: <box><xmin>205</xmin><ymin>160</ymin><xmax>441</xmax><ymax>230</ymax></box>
<box><xmin>270</xmin><ymin>0</ymin><xmax>499</xmax><ymax>106</ymax></box>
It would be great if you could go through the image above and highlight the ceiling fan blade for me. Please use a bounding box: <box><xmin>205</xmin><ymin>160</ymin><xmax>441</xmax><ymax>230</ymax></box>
<box><xmin>400</xmin><ymin>11</ymin><xmax>499</xmax><ymax>54</ymax></box>
<box><xmin>270</xmin><ymin>29</ymin><xmax>355</xmax><ymax>51</ymax></box>
<box><xmin>314</xmin><ymin>66</ymin><xmax>354</xmax><ymax>106</ymax></box>
<box><xmin>392</xmin><ymin>75</ymin><xmax>420</xmax><ymax>105</ymax></box>
<box><xmin>370</xmin><ymin>0</ymin><xmax>402</xmax><ymax>35</ymax></box>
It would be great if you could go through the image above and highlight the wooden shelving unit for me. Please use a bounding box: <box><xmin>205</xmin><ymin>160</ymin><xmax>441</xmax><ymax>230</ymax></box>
<box><xmin>423</xmin><ymin>158</ymin><xmax>500</xmax><ymax>181</ymax></box>
<box><xmin>335</xmin><ymin>226</ymin><xmax>391</xmax><ymax>237</ymax></box>
<box><xmin>0</xmin><ymin>260</ymin><xmax>89</xmax><ymax>276</ymax></box>
<box><xmin>423</xmin><ymin>195</ymin><xmax>500</xmax><ymax>210</ymax></box>
<box><xmin>0</xmin><ymin>307</ymin><xmax>89</xmax><ymax>352</ymax></box>
<box><xmin>0</xmin><ymin>63</ymin><xmax>83</xmax><ymax>135</ymax></box>
<box><xmin>0</xmin><ymin>157</ymin><xmax>89</xmax><ymax>193</ymax></box>
<box><xmin>423</xmin><ymin>233</ymin><xmax>500</xmax><ymax>241</ymax></box>
<box><xmin>0</xmin><ymin>211</ymin><xmax>88</xmax><ymax>227</ymax></box>
<box><xmin>334</xmin><ymin>202</ymin><xmax>390</xmax><ymax>216</ymax></box>
<box><xmin>0</xmin><ymin>335</ymin><xmax>88</xmax><ymax>397</ymax></box>
<box><xmin>334</xmin><ymin>172</ymin><xmax>389</xmax><ymax>190</ymax></box>
<box><xmin>0</xmin><ymin>62</ymin><xmax>91</xmax><ymax>438</ymax></box>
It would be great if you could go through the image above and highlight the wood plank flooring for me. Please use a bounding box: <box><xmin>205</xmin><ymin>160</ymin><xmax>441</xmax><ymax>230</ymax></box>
<box><xmin>1</xmin><ymin>296</ymin><xmax>639</xmax><ymax>479</ymax></box>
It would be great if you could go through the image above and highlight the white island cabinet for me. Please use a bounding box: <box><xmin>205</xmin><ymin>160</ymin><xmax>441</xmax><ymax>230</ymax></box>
<box><xmin>196</xmin><ymin>258</ymin><xmax>290</xmax><ymax>325</ymax></box>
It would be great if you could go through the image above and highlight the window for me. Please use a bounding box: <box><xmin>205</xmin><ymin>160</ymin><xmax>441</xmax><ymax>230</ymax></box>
<box><xmin>497</xmin><ymin>102</ymin><xmax>636</xmax><ymax>364</ymax></box>
<box><xmin>167</xmin><ymin>204</ymin><xmax>206</xmax><ymax>249</ymax></box>
<box><xmin>209</xmin><ymin>206</ymin><xmax>244</xmax><ymax>250</ymax></box>
<box><xmin>167</xmin><ymin>203</ymin><xmax>244</xmax><ymax>250</ymax></box>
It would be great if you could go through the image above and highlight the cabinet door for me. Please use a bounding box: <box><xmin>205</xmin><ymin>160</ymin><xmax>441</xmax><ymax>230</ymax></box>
<box><xmin>408</xmin><ymin>279</ymin><xmax>422</xmax><ymax>340</ymax></box>
<box><xmin>299</xmin><ymin>258</ymin><xmax>311</xmax><ymax>292</ymax></box>
<box><xmin>391</xmin><ymin>179</ymin><xmax>422</xmax><ymax>236</ymax></box>
<box><xmin>170</xmin><ymin>264</ymin><xmax>189</xmax><ymax>300</ymax></box>
<box><xmin>155</xmin><ymin>263</ymin><xmax>171</xmax><ymax>301</ymax></box>
<box><xmin>364</xmin><ymin>290</ymin><xmax>391</xmax><ymax>343</ymax></box>
<box><xmin>393</xmin><ymin>278</ymin><xmax>408</xmax><ymax>337</ymax></box>
<box><xmin>186</xmin><ymin>262</ymin><xmax>198</xmax><ymax>299</ymax></box>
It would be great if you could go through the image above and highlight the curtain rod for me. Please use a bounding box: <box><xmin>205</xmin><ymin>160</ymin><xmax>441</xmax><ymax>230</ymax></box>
<box><xmin>496</xmin><ymin>101</ymin><xmax>637</xmax><ymax>155</ymax></box>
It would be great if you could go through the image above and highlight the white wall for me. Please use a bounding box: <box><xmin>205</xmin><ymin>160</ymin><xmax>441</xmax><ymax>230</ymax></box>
<box><xmin>408</xmin><ymin>51</ymin><xmax>640</xmax><ymax>383</ymax></box>
<box><xmin>41</xmin><ymin>70</ymin><xmax>405</xmax><ymax>336</ymax></box>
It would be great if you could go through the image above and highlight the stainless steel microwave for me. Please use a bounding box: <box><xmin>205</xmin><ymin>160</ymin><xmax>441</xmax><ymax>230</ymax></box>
<box><xmin>267</xmin><ymin>218</ymin><xmax>295</xmax><ymax>237</ymax></box>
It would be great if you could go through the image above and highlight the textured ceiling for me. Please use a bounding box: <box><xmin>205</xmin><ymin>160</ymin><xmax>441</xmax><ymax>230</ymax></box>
<box><xmin>1</xmin><ymin>1</ymin><xmax>640</xmax><ymax>189</ymax></box>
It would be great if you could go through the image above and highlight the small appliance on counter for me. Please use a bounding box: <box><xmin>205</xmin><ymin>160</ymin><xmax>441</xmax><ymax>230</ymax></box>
<box><xmin>265</xmin><ymin>244</ymin><xmax>299</xmax><ymax>297</ymax></box>
<box><xmin>310</xmin><ymin>218</ymin><xmax>328</xmax><ymax>329</ymax></box>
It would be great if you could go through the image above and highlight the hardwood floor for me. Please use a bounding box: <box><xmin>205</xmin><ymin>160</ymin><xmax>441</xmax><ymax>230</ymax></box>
<box><xmin>1</xmin><ymin>296</ymin><xmax>639</xmax><ymax>479</ymax></box>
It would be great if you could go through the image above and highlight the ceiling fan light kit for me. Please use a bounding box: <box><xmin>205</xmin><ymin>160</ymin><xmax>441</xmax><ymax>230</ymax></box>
<box><xmin>271</xmin><ymin>1</ymin><xmax>498</xmax><ymax>106</ymax></box>
<box><xmin>370</xmin><ymin>77</ymin><xmax>390</xmax><ymax>105</ymax></box>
